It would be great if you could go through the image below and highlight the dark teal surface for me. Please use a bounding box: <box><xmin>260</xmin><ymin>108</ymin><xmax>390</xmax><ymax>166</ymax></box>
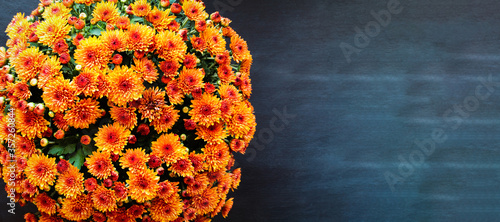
<box><xmin>3</xmin><ymin>0</ymin><xmax>500</xmax><ymax>221</ymax></box>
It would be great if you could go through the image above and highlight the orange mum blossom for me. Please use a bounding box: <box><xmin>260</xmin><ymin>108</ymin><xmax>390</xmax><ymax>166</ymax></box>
<box><xmin>0</xmin><ymin>0</ymin><xmax>255</xmax><ymax>220</ymax></box>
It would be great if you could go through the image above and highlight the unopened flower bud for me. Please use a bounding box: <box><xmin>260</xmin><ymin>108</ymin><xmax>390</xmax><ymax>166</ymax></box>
<box><xmin>75</xmin><ymin>64</ymin><xmax>82</xmax><ymax>70</ymax></box>
<box><xmin>79</xmin><ymin>13</ymin><xmax>86</xmax><ymax>19</ymax></box>
<box><xmin>40</xmin><ymin>138</ymin><xmax>48</xmax><ymax>147</ymax></box>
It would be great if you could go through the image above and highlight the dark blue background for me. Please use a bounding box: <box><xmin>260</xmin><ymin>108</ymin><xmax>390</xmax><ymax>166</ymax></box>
<box><xmin>3</xmin><ymin>0</ymin><xmax>500</xmax><ymax>221</ymax></box>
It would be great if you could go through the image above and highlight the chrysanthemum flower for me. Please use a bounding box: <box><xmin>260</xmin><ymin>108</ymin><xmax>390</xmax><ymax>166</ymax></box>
<box><xmin>42</xmin><ymin>2</ymin><xmax>71</xmax><ymax>19</ymax></box>
<box><xmin>226</xmin><ymin>101</ymin><xmax>256</xmax><ymax>138</ymax></box>
<box><xmin>32</xmin><ymin>193</ymin><xmax>57</xmax><ymax>216</ymax></box>
<box><xmin>91</xmin><ymin>1</ymin><xmax>120</xmax><ymax>24</ymax></box>
<box><xmin>126</xmin><ymin>23</ymin><xmax>155</xmax><ymax>52</ymax></box>
<box><xmin>190</xmin><ymin>36</ymin><xmax>206</xmax><ymax>52</ymax></box>
<box><xmin>147</xmin><ymin>7</ymin><xmax>175</xmax><ymax>31</ymax></box>
<box><xmin>85</xmin><ymin>151</ymin><xmax>115</xmax><ymax>179</ymax></box>
<box><xmin>109</xmin><ymin>106</ymin><xmax>137</xmax><ymax>129</ymax></box>
<box><xmin>64</xmin><ymin>98</ymin><xmax>104</xmax><ymax>129</ymax></box>
<box><xmin>93</xmin><ymin>72</ymin><xmax>111</xmax><ymax>99</ymax></box>
<box><xmin>6</xmin><ymin>13</ymin><xmax>30</xmax><ymax>39</ymax></box>
<box><xmin>35</xmin><ymin>16</ymin><xmax>71</xmax><ymax>47</ymax></box>
<box><xmin>16</xmin><ymin>109</ymin><xmax>49</xmax><ymax>139</ymax></box>
<box><xmin>202</xmin><ymin>143</ymin><xmax>231</xmax><ymax>172</ymax></box>
<box><xmin>115</xmin><ymin>16</ymin><xmax>130</xmax><ymax>30</ymax></box>
<box><xmin>39</xmin><ymin>214</ymin><xmax>64</xmax><ymax>222</ymax></box>
<box><xmin>24</xmin><ymin>154</ymin><xmax>57</xmax><ymax>190</ymax></box>
<box><xmin>230</xmin><ymin>35</ymin><xmax>250</xmax><ymax>62</ymax></box>
<box><xmin>189</xmin><ymin>93</ymin><xmax>221</xmax><ymax>127</ymax></box>
<box><xmin>100</xmin><ymin>30</ymin><xmax>126</xmax><ymax>51</ymax></box>
<box><xmin>16</xmin><ymin>136</ymin><xmax>36</xmax><ymax>158</ymax></box>
<box><xmin>112</xmin><ymin>181</ymin><xmax>128</xmax><ymax>202</ymax></box>
<box><xmin>38</xmin><ymin>56</ymin><xmax>63</xmax><ymax>89</ymax></box>
<box><xmin>178</xmin><ymin>67</ymin><xmax>204</xmax><ymax>95</ymax></box>
<box><xmin>133</xmin><ymin>57</ymin><xmax>159</xmax><ymax>83</ymax></box>
<box><xmin>169</xmin><ymin>158</ymin><xmax>194</xmax><ymax>177</ymax></box>
<box><xmin>151</xmin><ymin>105</ymin><xmax>180</xmax><ymax>133</ymax></box>
<box><xmin>74</xmin><ymin>36</ymin><xmax>112</xmax><ymax>69</ymax></box>
<box><xmin>120</xmin><ymin>148</ymin><xmax>149</xmax><ymax>170</ymax></box>
<box><xmin>230</xmin><ymin>168</ymin><xmax>242</xmax><ymax>190</ymax></box>
<box><xmin>127</xmin><ymin>204</ymin><xmax>146</xmax><ymax>219</ymax></box>
<box><xmin>150</xmin><ymin>196</ymin><xmax>183</xmax><ymax>222</ymax></box>
<box><xmin>53</xmin><ymin>113</ymin><xmax>69</xmax><ymax>131</ymax></box>
<box><xmin>151</xmin><ymin>133</ymin><xmax>186</xmax><ymax>165</ymax></box>
<box><xmin>218</xmin><ymin>83</ymin><xmax>241</xmax><ymax>102</ymax></box>
<box><xmin>11</xmin><ymin>47</ymin><xmax>46</xmax><ymax>81</ymax></box>
<box><xmin>130</xmin><ymin>0</ymin><xmax>151</xmax><ymax>17</ymax></box>
<box><xmin>91</xmin><ymin>185</ymin><xmax>117</xmax><ymax>212</ymax></box>
<box><xmin>138</xmin><ymin>87</ymin><xmax>166</xmax><ymax>120</ymax></box>
<box><xmin>189</xmin><ymin>152</ymin><xmax>206</xmax><ymax>172</ymax></box>
<box><xmin>201</xmin><ymin>26</ymin><xmax>226</xmax><ymax>56</ymax></box>
<box><xmin>217</xmin><ymin>64</ymin><xmax>236</xmax><ymax>84</ymax></box>
<box><xmin>159</xmin><ymin>59</ymin><xmax>181</xmax><ymax>78</ymax></box>
<box><xmin>55</xmin><ymin>163</ymin><xmax>84</xmax><ymax>197</ymax></box>
<box><xmin>191</xmin><ymin>187</ymin><xmax>219</xmax><ymax>215</ymax></box>
<box><xmin>41</xmin><ymin>78</ymin><xmax>75</xmax><ymax>113</ymax></box>
<box><xmin>11</xmin><ymin>82</ymin><xmax>31</xmax><ymax>100</ymax></box>
<box><xmin>107</xmin><ymin>66</ymin><xmax>145</xmax><ymax>106</ymax></box>
<box><xmin>230</xmin><ymin>138</ymin><xmax>247</xmax><ymax>154</ymax></box>
<box><xmin>221</xmin><ymin>198</ymin><xmax>234</xmax><ymax>218</ymax></box>
<box><xmin>126</xmin><ymin>168</ymin><xmax>159</xmax><ymax>203</ymax></box>
<box><xmin>60</xmin><ymin>194</ymin><xmax>94</xmax><ymax>221</ymax></box>
<box><xmin>196</xmin><ymin>121</ymin><xmax>227</xmax><ymax>145</ymax></box>
<box><xmin>182</xmin><ymin>0</ymin><xmax>208</xmax><ymax>21</ymax></box>
<box><xmin>155</xmin><ymin>30</ymin><xmax>187</xmax><ymax>62</ymax></box>
<box><xmin>70</xmin><ymin>68</ymin><xmax>100</xmax><ymax>96</ymax></box>
<box><xmin>94</xmin><ymin>123</ymin><xmax>130</xmax><ymax>155</ymax></box>
<box><xmin>75</xmin><ymin>0</ymin><xmax>99</xmax><ymax>6</ymax></box>
<box><xmin>157</xmin><ymin>181</ymin><xmax>180</xmax><ymax>200</ymax></box>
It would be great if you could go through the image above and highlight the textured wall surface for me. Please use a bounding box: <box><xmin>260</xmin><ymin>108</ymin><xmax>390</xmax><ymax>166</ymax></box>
<box><xmin>3</xmin><ymin>0</ymin><xmax>500</xmax><ymax>221</ymax></box>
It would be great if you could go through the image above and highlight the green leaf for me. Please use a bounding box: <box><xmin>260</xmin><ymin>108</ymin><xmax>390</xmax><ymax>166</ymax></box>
<box><xmin>63</xmin><ymin>143</ymin><xmax>76</xmax><ymax>154</ymax></box>
<box><xmin>82</xmin><ymin>144</ymin><xmax>94</xmax><ymax>156</ymax></box>
<box><xmin>48</xmin><ymin>145</ymin><xmax>65</xmax><ymax>155</ymax></box>
<box><xmin>89</xmin><ymin>28</ymin><xmax>102</xmax><ymax>36</ymax></box>
<box><xmin>69</xmin><ymin>148</ymin><xmax>85</xmax><ymax>169</ymax></box>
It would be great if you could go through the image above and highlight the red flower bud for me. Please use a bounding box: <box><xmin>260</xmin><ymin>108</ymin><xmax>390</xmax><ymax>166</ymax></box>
<box><xmin>171</xmin><ymin>3</ymin><xmax>182</xmax><ymax>14</ymax></box>
<box><xmin>136</xmin><ymin>123</ymin><xmax>150</xmax><ymax>136</ymax></box>
<box><xmin>54</xmin><ymin>129</ymin><xmax>65</xmax><ymax>139</ymax></box>
<box><xmin>34</xmin><ymin>103</ymin><xmax>45</xmax><ymax>115</ymax></box>
<box><xmin>184</xmin><ymin>119</ymin><xmax>196</xmax><ymax>130</ymax></box>
<box><xmin>63</xmin><ymin>0</ymin><xmax>73</xmax><ymax>7</ymax></box>
<box><xmin>110</xmin><ymin>171</ymin><xmax>119</xmax><ymax>181</ymax></box>
<box><xmin>148</xmin><ymin>155</ymin><xmax>161</xmax><ymax>168</ymax></box>
<box><xmin>156</xmin><ymin>167</ymin><xmax>164</xmax><ymax>175</ymax></box>
<box><xmin>59</xmin><ymin>52</ymin><xmax>71</xmax><ymax>64</ymax></box>
<box><xmin>74</xmin><ymin>19</ymin><xmax>85</xmax><ymax>30</ymax></box>
<box><xmin>112</xmin><ymin>54</ymin><xmax>123</xmax><ymax>64</ymax></box>
<box><xmin>80</xmin><ymin>135</ymin><xmax>91</xmax><ymax>145</ymax></box>
<box><xmin>160</xmin><ymin>0</ymin><xmax>170</xmax><ymax>7</ymax></box>
<box><xmin>103</xmin><ymin>178</ymin><xmax>113</xmax><ymax>188</ymax></box>
<box><xmin>128</xmin><ymin>135</ymin><xmax>137</xmax><ymax>144</ymax></box>
<box><xmin>57</xmin><ymin>159</ymin><xmax>70</xmax><ymax>173</ymax></box>
<box><xmin>211</xmin><ymin>12</ymin><xmax>222</xmax><ymax>23</ymax></box>
<box><xmin>111</xmin><ymin>153</ymin><xmax>120</xmax><ymax>162</ymax></box>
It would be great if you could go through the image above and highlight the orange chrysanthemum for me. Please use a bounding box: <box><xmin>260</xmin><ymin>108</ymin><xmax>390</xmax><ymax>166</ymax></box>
<box><xmin>11</xmin><ymin>82</ymin><xmax>31</xmax><ymax>100</ymax></box>
<box><xmin>100</xmin><ymin>30</ymin><xmax>126</xmax><ymax>52</ymax></box>
<box><xmin>169</xmin><ymin>158</ymin><xmax>195</xmax><ymax>177</ymax></box>
<box><xmin>230</xmin><ymin>35</ymin><xmax>250</xmax><ymax>62</ymax></box>
<box><xmin>16</xmin><ymin>136</ymin><xmax>36</xmax><ymax>158</ymax></box>
<box><xmin>93</xmin><ymin>72</ymin><xmax>111</xmax><ymax>99</ymax></box>
<box><xmin>75</xmin><ymin>0</ymin><xmax>99</xmax><ymax>6</ymax></box>
<box><xmin>191</xmin><ymin>187</ymin><xmax>219</xmax><ymax>215</ymax></box>
<box><xmin>91</xmin><ymin>1</ymin><xmax>120</xmax><ymax>24</ymax></box>
<box><xmin>217</xmin><ymin>64</ymin><xmax>236</xmax><ymax>84</ymax></box>
<box><xmin>94</xmin><ymin>123</ymin><xmax>130</xmax><ymax>154</ymax></box>
<box><xmin>196</xmin><ymin>121</ymin><xmax>227</xmax><ymax>144</ymax></box>
<box><xmin>130</xmin><ymin>0</ymin><xmax>151</xmax><ymax>17</ymax></box>
<box><xmin>138</xmin><ymin>87</ymin><xmax>165</xmax><ymax>120</ymax></box>
<box><xmin>85</xmin><ymin>151</ymin><xmax>115</xmax><ymax>179</ymax></box>
<box><xmin>24</xmin><ymin>154</ymin><xmax>57</xmax><ymax>190</ymax></box>
<box><xmin>155</xmin><ymin>30</ymin><xmax>187</xmax><ymax>61</ymax></box>
<box><xmin>160</xmin><ymin>59</ymin><xmax>181</xmax><ymax>78</ymax></box>
<box><xmin>133</xmin><ymin>57</ymin><xmax>159</xmax><ymax>83</ymax></box>
<box><xmin>115</xmin><ymin>16</ymin><xmax>130</xmax><ymax>30</ymax></box>
<box><xmin>35</xmin><ymin>16</ymin><xmax>71</xmax><ymax>47</ymax></box>
<box><xmin>151</xmin><ymin>133</ymin><xmax>186</xmax><ymax>165</ymax></box>
<box><xmin>218</xmin><ymin>83</ymin><xmax>241</xmax><ymax>101</ymax></box>
<box><xmin>42</xmin><ymin>2</ymin><xmax>71</xmax><ymax>19</ymax></box>
<box><xmin>183</xmin><ymin>0</ymin><xmax>208</xmax><ymax>21</ymax></box>
<box><xmin>151</xmin><ymin>105</ymin><xmax>180</xmax><ymax>133</ymax></box>
<box><xmin>6</xmin><ymin>13</ymin><xmax>30</xmax><ymax>39</ymax></box>
<box><xmin>41</xmin><ymin>78</ymin><xmax>75</xmax><ymax>113</ymax></box>
<box><xmin>74</xmin><ymin>36</ymin><xmax>112</xmax><ymax>69</ymax></box>
<box><xmin>64</xmin><ymin>98</ymin><xmax>104</xmax><ymax>129</ymax></box>
<box><xmin>178</xmin><ymin>67</ymin><xmax>204</xmax><ymax>94</ymax></box>
<box><xmin>91</xmin><ymin>185</ymin><xmax>117</xmax><ymax>212</ymax></box>
<box><xmin>119</xmin><ymin>148</ymin><xmax>149</xmax><ymax>170</ymax></box>
<box><xmin>60</xmin><ymin>194</ymin><xmax>94</xmax><ymax>221</ymax></box>
<box><xmin>107</xmin><ymin>66</ymin><xmax>145</xmax><ymax>106</ymax></box>
<box><xmin>150</xmin><ymin>196</ymin><xmax>183</xmax><ymax>222</ymax></box>
<box><xmin>227</xmin><ymin>102</ymin><xmax>256</xmax><ymax>138</ymax></box>
<box><xmin>16</xmin><ymin>109</ymin><xmax>49</xmax><ymax>139</ymax></box>
<box><xmin>12</xmin><ymin>47</ymin><xmax>46</xmax><ymax>81</ymax></box>
<box><xmin>70</xmin><ymin>68</ymin><xmax>100</xmax><ymax>96</ymax></box>
<box><xmin>147</xmin><ymin>7</ymin><xmax>175</xmax><ymax>31</ymax></box>
<box><xmin>126</xmin><ymin>168</ymin><xmax>159</xmax><ymax>203</ymax></box>
<box><xmin>53</xmin><ymin>113</ymin><xmax>69</xmax><ymax>131</ymax></box>
<box><xmin>55</xmin><ymin>164</ymin><xmax>84</xmax><ymax>197</ymax></box>
<box><xmin>189</xmin><ymin>93</ymin><xmax>222</xmax><ymax>126</ymax></box>
<box><xmin>221</xmin><ymin>198</ymin><xmax>234</xmax><ymax>218</ymax></box>
<box><xmin>202</xmin><ymin>143</ymin><xmax>231</xmax><ymax>172</ymax></box>
<box><xmin>126</xmin><ymin>23</ymin><xmax>155</xmax><ymax>52</ymax></box>
<box><xmin>38</xmin><ymin>56</ymin><xmax>63</xmax><ymax>89</ymax></box>
<box><xmin>33</xmin><ymin>193</ymin><xmax>57</xmax><ymax>215</ymax></box>
<box><xmin>109</xmin><ymin>106</ymin><xmax>137</xmax><ymax>129</ymax></box>
<box><xmin>201</xmin><ymin>26</ymin><xmax>226</xmax><ymax>56</ymax></box>
<box><xmin>127</xmin><ymin>204</ymin><xmax>146</xmax><ymax>219</ymax></box>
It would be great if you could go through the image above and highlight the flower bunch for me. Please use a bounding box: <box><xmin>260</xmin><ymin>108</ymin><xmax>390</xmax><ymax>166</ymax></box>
<box><xmin>0</xmin><ymin>0</ymin><xmax>255</xmax><ymax>221</ymax></box>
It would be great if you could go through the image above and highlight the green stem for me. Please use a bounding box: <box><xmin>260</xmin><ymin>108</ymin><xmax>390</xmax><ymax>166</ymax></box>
<box><xmin>180</xmin><ymin>17</ymin><xmax>189</xmax><ymax>29</ymax></box>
